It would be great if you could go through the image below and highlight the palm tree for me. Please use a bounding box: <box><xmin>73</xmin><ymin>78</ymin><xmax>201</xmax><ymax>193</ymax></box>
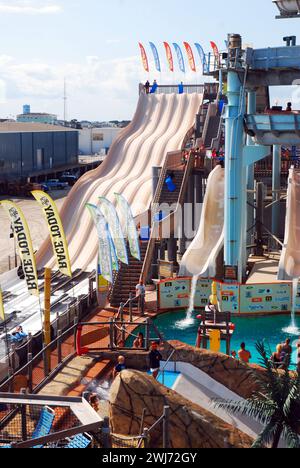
<box><xmin>214</xmin><ymin>341</ymin><xmax>300</xmax><ymax>448</ymax></box>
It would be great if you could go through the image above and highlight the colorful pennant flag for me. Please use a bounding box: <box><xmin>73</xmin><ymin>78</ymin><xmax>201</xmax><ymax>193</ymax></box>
<box><xmin>163</xmin><ymin>42</ymin><xmax>174</xmax><ymax>72</ymax></box>
<box><xmin>115</xmin><ymin>194</ymin><xmax>141</xmax><ymax>261</ymax></box>
<box><xmin>183</xmin><ymin>42</ymin><xmax>196</xmax><ymax>72</ymax></box>
<box><xmin>138</xmin><ymin>43</ymin><xmax>149</xmax><ymax>73</ymax></box>
<box><xmin>194</xmin><ymin>43</ymin><xmax>208</xmax><ymax>73</ymax></box>
<box><xmin>149</xmin><ymin>42</ymin><xmax>161</xmax><ymax>73</ymax></box>
<box><xmin>173</xmin><ymin>43</ymin><xmax>186</xmax><ymax>73</ymax></box>
<box><xmin>32</xmin><ymin>191</ymin><xmax>72</xmax><ymax>278</ymax></box>
<box><xmin>1</xmin><ymin>201</ymin><xmax>39</xmax><ymax>297</ymax></box>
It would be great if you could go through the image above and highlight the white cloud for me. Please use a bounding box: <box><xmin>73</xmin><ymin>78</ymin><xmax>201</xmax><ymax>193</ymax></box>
<box><xmin>0</xmin><ymin>1</ymin><xmax>62</xmax><ymax>15</ymax></box>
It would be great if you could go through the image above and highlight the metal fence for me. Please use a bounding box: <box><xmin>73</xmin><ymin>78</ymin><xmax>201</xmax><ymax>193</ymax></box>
<box><xmin>0</xmin><ymin>393</ymin><xmax>104</xmax><ymax>449</ymax></box>
<box><xmin>0</xmin><ymin>287</ymin><xmax>98</xmax><ymax>394</ymax></box>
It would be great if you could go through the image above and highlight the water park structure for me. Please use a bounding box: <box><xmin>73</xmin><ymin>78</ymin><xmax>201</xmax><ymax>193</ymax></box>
<box><xmin>2</xmin><ymin>0</ymin><xmax>300</xmax><ymax>450</ymax></box>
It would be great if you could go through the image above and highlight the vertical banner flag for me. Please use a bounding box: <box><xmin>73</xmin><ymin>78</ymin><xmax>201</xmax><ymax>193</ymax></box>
<box><xmin>163</xmin><ymin>42</ymin><xmax>174</xmax><ymax>72</ymax></box>
<box><xmin>32</xmin><ymin>191</ymin><xmax>72</xmax><ymax>278</ymax></box>
<box><xmin>183</xmin><ymin>42</ymin><xmax>196</xmax><ymax>72</ymax></box>
<box><xmin>138</xmin><ymin>43</ymin><xmax>149</xmax><ymax>73</ymax></box>
<box><xmin>99</xmin><ymin>197</ymin><xmax>129</xmax><ymax>265</ymax></box>
<box><xmin>149</xmin><ymin>42</ymin><xmax>161</xmax><ymax>73</ymax></box>
<box><xmin>1</xmin><ymin>201</ymin><xmax>39</xmax><ymax>297</ymax></box>
<box><xmin>115</xmin><ymin>194</ymin><xmax>141</xmax><ymax>261</ymax></box>
<box><xmin>86</xmin><ymin>204</ymin><xmax>114</xmax><ymax>283</ymax></box>
<box><xmin>210</xmin><ymin>41</ymin><xmax>220</xmax><ymax>66</ymax></box>
<box><xmin>195</xmin><ymin>43</ymin><xmax>208</xmax><ymax>73</ymax></box>
<box><xmin>0</xmin><ymin>287</ymin><xmax>5</xmax><ymax>322</ymax></box>
<box><xmin>173</xmin><ymin>43</ymin><xmax>186</xmax><ymax>73</ymax></box>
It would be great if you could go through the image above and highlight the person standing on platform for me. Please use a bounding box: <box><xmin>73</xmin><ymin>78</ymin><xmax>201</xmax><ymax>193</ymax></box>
<box><xmin>136</xmin><ymin>280</ymin><xmax>146</xmax><ymax>315</ymax></box>
<box><xmin>148</xmin><ymin>342</ymin><xmax>163</xmax><ymax>380</ymax></box>
<box><xmin>145</xmin><ymin>80</ymin><xmax>150</xmax><ymax>94</ymax></box>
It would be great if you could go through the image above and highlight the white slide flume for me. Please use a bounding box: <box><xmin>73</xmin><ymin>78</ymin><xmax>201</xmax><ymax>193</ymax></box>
<box><xmin>0</xmin><ymin>92</ymin><xmax>203</xmax><ymax>344</ymax></box>
<box><xmin>278</xmin><ymin>168</ymin><xmax>300</xmax><ymax>280</ymax></box>
<box><xmin>179</xmin><ymin>165</ymin><xmax>225</xmax><ymax>278</ymax></box>
<box><xmin>36</xmin><ymin>92</ymin><xmax>203</xmax><ymax>273</ymax></box>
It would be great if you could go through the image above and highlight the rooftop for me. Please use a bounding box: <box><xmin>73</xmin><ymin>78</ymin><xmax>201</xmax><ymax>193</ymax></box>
<box><xmin>0</xmin><ymin>122</ymin><xmax>78</xmax><ymax>133</ymax></box>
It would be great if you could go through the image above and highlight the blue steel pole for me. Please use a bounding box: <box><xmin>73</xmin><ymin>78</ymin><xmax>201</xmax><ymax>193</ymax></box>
<box><xmin>224</xmin><ymin>71</ymin><xmax>246</xmax><ymax>282</ymax></box>
<box><xmin>246</xmin><ymin>91</ymin><xmax>257</xmax><ymax>247</ymax></box>
<box><xmin>272</xmin><ymin>145</ymin><xmax>281</xmax><ymax>245</ymax></box>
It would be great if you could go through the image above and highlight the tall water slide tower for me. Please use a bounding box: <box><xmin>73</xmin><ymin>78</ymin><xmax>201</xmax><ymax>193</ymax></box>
<box><xmin>203</xmin><ymin>1</ymin><xmax>300</xmax><ymax>283</ymax></box>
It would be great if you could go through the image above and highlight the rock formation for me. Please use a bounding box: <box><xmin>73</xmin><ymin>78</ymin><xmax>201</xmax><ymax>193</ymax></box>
<box><xmin>162</xmin><ymin>341</ymin><xmax>267</xmax><ymax>399</ymax></box>
<box><xmin>109</xmin><ymin>370</ymin><xmax>253</xmax><ymax>449</ymax></box>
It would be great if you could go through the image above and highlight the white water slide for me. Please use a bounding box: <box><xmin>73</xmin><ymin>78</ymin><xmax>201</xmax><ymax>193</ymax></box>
<box><xmin>0</xmin><ymin>92</ymin><xmax>203</xmax><ymax>341</ymax></box>
<box><xmin>179</xmin><ymin>165</ymin><xmax>225</xmax><ymax>278</ymax></box>
<box><xmin>278</xmin><ymin>168</ymin><xmax>300</xmax><ymax>280</ymax></box>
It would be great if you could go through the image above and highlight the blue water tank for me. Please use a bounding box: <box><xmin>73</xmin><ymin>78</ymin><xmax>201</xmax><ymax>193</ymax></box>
<box><xmin>23</xmin><ymin>104</ymin><xmax>30</xmax><ymax>115</ymax></box>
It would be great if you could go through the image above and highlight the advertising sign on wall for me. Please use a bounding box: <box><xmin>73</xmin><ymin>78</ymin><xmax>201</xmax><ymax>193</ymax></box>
<box><xmin>194</xmin><ymin>279</ymin><xmax>211</xmax><ymax>308</ymax></box>
<box><xmin>217</xmin><ymin>283</ymin><xmax>239</xmax><ymax>313</ymax></box>
<box><xmin>240</xmin><ymin>283</ymin><xmax>291</xmax><ymax>314</ymax></box>
<box><xmin>158</xmin><ymin>278</ymin><xmax>191</xmax><ymax>310</ymax></box>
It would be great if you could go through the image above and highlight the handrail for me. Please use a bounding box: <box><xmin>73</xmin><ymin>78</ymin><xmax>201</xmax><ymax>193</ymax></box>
<box><xmin>140</xmin><ymin>151</ymin><xmax>195</xmax><ymax>283</ymax></box>
<box><xmin>158</xmin><ymin>349</ymin><xmax>176</xmax><ymax>386</ymax></box>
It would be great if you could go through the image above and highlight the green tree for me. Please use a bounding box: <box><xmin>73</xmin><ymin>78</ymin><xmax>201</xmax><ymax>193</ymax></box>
<box><xmin>214</xmin><ymin>341</ymin><xmax>300</xmax><ymax>448</ymax></box>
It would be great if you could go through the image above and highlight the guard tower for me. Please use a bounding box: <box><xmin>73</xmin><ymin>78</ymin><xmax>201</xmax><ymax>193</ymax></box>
<box><xmin>205</xmin><ymin>31</ymin><xmax>300</xmax><ymax>283</ymax></box>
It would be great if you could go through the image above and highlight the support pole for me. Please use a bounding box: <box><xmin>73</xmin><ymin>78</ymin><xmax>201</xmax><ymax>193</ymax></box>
<box><xmin>272</xmin><ymin>145</ymin><xmax>281</xmax><ymax>247</ymax></box>
<box><xmin>256</xmin><ymin>182</ymin><xmax>265</xmax><ymax>256</ymax></box>
<box><xmin>43</xmin><ymin>268</ymin><xmax>51</xmax><ymax>375</ymax></box>
<box><xmin>224</xmin><ymin>71</ymin><xmax>247</xmax><ymax>282</ymax></box>
<box><xmin>246</xmin><ymin>90</ymin><xmax>257</xmax><ymax>249</ymax></box>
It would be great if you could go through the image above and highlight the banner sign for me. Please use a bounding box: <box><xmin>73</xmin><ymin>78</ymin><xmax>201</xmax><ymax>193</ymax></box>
<box><xmin>32</xmin><ymin>191</ymin><xmax>72</xmax><ymax>278</ymax></box>
<box><xmin>1</xmin><ymin>201</ymin><xmax>39</xmax><ymax>297</ymax></box>
<box><xmin>138</xmin><ymin>42</ymin><xmax>149</xmax><ymax>73</ymax></box>
<box><xmin>210</xmin><ymin>41</ymin><xmax>220</xmax><ymax>66</ymax></box>
<box><xmin>115</xmin><ymin>193</ymin><xmax>141</xmax><ymax>261</ymax></box>
<box><xmin>194</xmin><ymin>42</ymin><xmax>208</xmax><ymax>73</ymax></box>
<box><xmin>163</xmin><ymin>42</ymin><xmax>174</xmax><ymax>72</ymax></box>
<box><xmin>183</xmin><ymin>42</ymin><xmax>196</xmax><ymax>72</ymax></box>
<box><xmin>87</xmin><ymin>204</ymin><xmax>114</xmax><ymax>283</ymax></box>
<box><xmin>99</xmin><ymin>197</ymin><xmax>128</xmax><ymax>265</ymax></box>
<box><xmin>149</xmin><ymin>42</ymin><xmax>161</xmax><ymax>72</ymax></box>
<box><xmin>173</xmin><ymin>43</ymin><xmax>186</xmax><ymax>73</ymax></box>
<box><xmin>0</xmin><ymin>288</ymin><xmax>5</xmax><ymax>322</ymax></box>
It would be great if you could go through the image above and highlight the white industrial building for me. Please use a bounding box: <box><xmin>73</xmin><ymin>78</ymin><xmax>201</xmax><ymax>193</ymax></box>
<box><xmin>79</xmin><ymin>127</ymin><xmax>121</xmax><ymax>155</ymax></box>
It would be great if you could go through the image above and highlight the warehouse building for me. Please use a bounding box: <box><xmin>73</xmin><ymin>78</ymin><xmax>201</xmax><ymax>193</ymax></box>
<box><xmin>0</xmin><ymin>122</ymin><xmax>78</xmax><ymax>181</ymax></box>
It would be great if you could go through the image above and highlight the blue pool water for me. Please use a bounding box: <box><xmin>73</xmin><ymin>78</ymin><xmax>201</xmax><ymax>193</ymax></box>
<box><xmin>148</xmin><ymin>370</ymin><xmax>180</xmax><ymax>388</ymax></box>
<box><xmin>154</xmin><ymin>311</ymin><xmax>300</xmax><ymax>366</ymax></box>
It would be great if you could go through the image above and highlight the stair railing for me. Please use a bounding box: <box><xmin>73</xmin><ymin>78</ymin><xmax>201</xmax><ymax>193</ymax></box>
<box><xmin>140</xmin><ymin>151</ymin><xmax>195</xmax><ymax>283</ymax></box>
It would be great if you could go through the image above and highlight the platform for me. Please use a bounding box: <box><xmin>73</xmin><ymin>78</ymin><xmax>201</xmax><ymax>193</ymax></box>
<box><xmin>247</xmin><ymin>256</ymin><xmax>280</xmax><ymax>284</ymax></box>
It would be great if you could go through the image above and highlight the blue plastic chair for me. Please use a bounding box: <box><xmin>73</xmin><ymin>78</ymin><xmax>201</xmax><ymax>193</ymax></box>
<box><xmin>65</xmin><ymin>433</ymin><xmax>92</xmax><ymax>449</ymax></box>
<box><xmin>32</xmin><ymin>406</ymin><xmax>55</xmax><ymax>448</ymax></box>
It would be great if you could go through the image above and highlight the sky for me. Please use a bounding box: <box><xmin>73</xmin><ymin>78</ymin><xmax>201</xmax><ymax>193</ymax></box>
<box><xmin>0</xmin><ymin>0</ymin><xmax>298</xmax><ymax>121</ymax></box>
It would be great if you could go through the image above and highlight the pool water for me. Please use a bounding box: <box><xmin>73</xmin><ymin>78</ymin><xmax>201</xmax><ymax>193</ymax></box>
<box><xmin>148</xmin><ymin>370</ymin><xmax>181</xmax><ymax>388</ymax></box>
<box><xmin>154</xmin><ymin>311</ymin><xmax>300</xmax><ymax>366</ymax></box>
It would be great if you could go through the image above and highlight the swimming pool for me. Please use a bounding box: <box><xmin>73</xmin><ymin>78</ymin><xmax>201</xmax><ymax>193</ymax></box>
<box><xmin>149</xmin><ymin>370</ymin><xmax>181</xmax><ymax>388</ymax></box>
<box><xmin>154</xmin><ymin>311</ymin><xmax>300</xmax><ymax>366</ymax></box>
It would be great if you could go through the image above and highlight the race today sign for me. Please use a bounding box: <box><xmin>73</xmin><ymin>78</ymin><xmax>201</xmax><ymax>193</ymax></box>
<box><xmin>1</xmin><ymin>201</ymin><xmax>39</xmax><ymax>297</ymax></box>
<box><xmin>32</xmin><ymin>191</ymin><xmax>72</xmax><ymax>278</ymax></box>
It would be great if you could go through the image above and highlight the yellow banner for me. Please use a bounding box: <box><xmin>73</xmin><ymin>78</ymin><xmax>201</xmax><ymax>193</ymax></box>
<box><xmin>0</xmin><ymin>287</ymin><xmax>5</xmax><ymax>322</ymax></box>
<box><xmin>32</xmin><ymin>191</ymin><xmax>72</xmax><ymax>278</ymax></box>
<box><xmin>1</xmin><ymin>201</ymin><xmax>39</xmax><ymax>297</ymax></box>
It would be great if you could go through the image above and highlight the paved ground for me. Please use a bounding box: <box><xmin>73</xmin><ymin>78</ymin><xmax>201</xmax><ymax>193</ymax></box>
<box><xmin>0</xmin><ymin>190</ymin><xmax>70</xmax><ymax>274</ymax></box>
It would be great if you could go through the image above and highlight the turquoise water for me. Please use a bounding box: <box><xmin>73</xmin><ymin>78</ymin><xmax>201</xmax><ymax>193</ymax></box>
<box><xmin>148</xmin><ymin>370</ymin><xmax>180</xmax><ymax>388</ymax></box>
<box><xmin>154</xmin><ymin>311</ymin><xmax>300</xmax><ymax>366</ymax></box>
